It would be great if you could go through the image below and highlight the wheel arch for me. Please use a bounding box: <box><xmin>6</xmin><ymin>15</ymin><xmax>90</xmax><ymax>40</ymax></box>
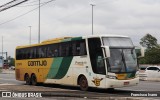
<box><xmin>24</xmin><ymin>73</ymin><xmax>29</xmax><ymax>81</ymax></box>
<box><xmin>77</xmin><ymin>74</ymin><xmax>86</xmax><ymax>85</ymax></box>
<box><xmin>31</xmin><ymin>73</ymin><xmax>36</xmax><ymax>77</ymax></box>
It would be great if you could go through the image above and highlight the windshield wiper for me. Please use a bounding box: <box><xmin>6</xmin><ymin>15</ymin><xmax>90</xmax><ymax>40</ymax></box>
<box><xmin>116</xmin><ymin>49</ymin><xmax>126</xmax><ymax>72</ymax></box>
<box><xmin>121</xmin><ymin>49</ymin><xmax>127</xmax><ymax>72</ymax></box>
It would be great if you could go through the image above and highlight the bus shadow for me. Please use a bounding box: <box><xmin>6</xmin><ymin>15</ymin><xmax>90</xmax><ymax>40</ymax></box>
<box><xmin>37</xmin><ymin>83</ymin><xmax>131</xmax><ymax>95</ymax></box>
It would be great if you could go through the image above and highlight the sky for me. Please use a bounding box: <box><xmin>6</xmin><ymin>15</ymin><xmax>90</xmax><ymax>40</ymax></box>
<box><xmin>0</xmin><ymin>0</ymin><xmax>160</xmax><ymax>58</ymax></box>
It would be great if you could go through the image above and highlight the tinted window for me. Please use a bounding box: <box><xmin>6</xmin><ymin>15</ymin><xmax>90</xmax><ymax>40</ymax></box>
<box><xmin>88</xmin><ymin>38</ymin><xmax>106</xmax><ymax>75</ymax></box>
<box><xmin>147</xmin><ymin>67</ymin><xmax>159</xmax><ymax>71</ymax></box>
<box><xmin>16</xmin><ymin>39</ymin><xmax>87</xmax><ymax>60</ymax></box>
<box><xmin>72</xmin><ymin>40</ymin><xmax>86</xmax><ymax>56</ymax></box>
<box><xmin>59</xmin><ymin>42</ymin><xmax>69</xmax><ymax>57</ymax></box>
<box><xmin>140</xmin><ymin>68</ymin><xmax>146</xmax><ymax>70</ymax></box>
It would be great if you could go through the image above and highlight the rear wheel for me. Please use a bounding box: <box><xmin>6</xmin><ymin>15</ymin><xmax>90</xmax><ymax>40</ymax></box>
<box><xmin>79</xmin><ymin>76</ymin><xmax>88</xmax><ymax>91</ymax></box>
<box><xmin>31</xmin><ymin>74</ymin><xmax>37</xmax><ymax>86</ymax></box>
<box><xmin>25</xmin><ymin>74</ymin><xmax>30</xmax><ymax>85</ymax></box>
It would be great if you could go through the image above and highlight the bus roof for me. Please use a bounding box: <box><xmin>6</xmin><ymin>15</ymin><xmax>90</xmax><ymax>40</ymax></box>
<box><xmin>83</xmin><ymin>34</ymin><xmax>129</xmax><ymax>38</ymax></box>
<box><xmin>16</xmin><ymin>34</ymin><xmax>129</xmax><ymax>49</ymax></box>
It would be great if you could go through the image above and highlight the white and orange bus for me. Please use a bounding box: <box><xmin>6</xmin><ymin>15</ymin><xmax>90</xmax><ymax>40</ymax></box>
<box><xmin>15</xmin><ymin>35</ymin><xmax>144</xmax><ymax>91</ymax></box>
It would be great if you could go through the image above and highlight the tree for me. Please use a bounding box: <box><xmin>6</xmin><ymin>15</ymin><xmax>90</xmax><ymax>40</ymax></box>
<box><xmin>145</xmin><ymin>48</ymin><xmax>160</xmax><ymax>64</ymax></box>
<box><xmin>9</xmin><ymin>58</ymin><xmax>15</xmax><ymax>66</ymax></box>
<box><xmin>139</xmin><ymin>48</ymin><xmax>160</xmax><ymax>64</ymax></box>
<box><xmin>140</xmin><ymin>33</ymin><xmax>158</xmax><ymax>49</ymax></box>
<box><xmin>139</xmin><ymin>33</ymin><xmax>160</xmax><ymax>64</ymax></box>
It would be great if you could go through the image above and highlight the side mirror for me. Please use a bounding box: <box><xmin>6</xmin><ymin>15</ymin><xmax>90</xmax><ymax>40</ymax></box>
<box><xmin>140</xmin><ymin>47</ymin><xmax>145</xmax><ymax>58</ymax></box>
<box><xmin>135</xmin><ymin>46</ymin><xmax>145</xmax><ymax>58</ymax></box>
<box><xmin>101</xmin><ymin>46</ymin><xmax>110</xmax><ymax>58</ymax></box>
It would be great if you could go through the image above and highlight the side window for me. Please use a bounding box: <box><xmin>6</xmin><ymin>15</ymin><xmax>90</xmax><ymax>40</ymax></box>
<box><xmin>147</xmin><ymin>67</ymin><xmax>152</xmax><ymax>70</ymax></box>
<box><xmin>30</xmin><ymin>47</ymin><xmax>36</xmax><ymax>59</ymax></box>
<box><xmin>152</xmin><ymin>67</ymin><xmax>159</xmax><ymax>71</ymax></box>
<box><xmin>45</xmin><ymin>44</ymin><xmax>59</xmax><ymax>57</ymax></box>
<box><xmin>66</xmin><ymin>42</ymin><xmax>72</xmax><ymax>56</ymax></box>
<box><xmin>59</xmin><ymin>42</ymin><xmax>73</xmax><ymax>57</ymax></box>
<box><xmin>52</xmin><ymin>44</ymin><xmax>59</xmax><ymax>57</ymax></box>
<box><xmin>80</xmin><ymin>40</ymin><xmax>87</xmax><ymax>55</ymax></box>
<box><xmin>61</xmin><ymin>43</ymin><xmax>67</xmax><ymax>56</ymax></box>
<box><xmin>155</xmin><ymin>67</ymin><xmax>159</xmax><ymax>71</ymax></box>
<box><xmin>147</xmin><ymin>67</ymin><xmax>157</xmax><ymax>71</ymax></box>
<box><xmin>59</xmin><ymin>43</ymin><xmax>63</xmax><ymax>57</ymax></box>
<box><xmin>46</xmin><ymin>45</ymin><xmax>52</xmax><ymax>57</ymax></box>
<box><xmin>16</xmin><ymin>48</ymin><xmax>31</xmax><ymax>59</ymax></box>
<box><xmin>16</xmin><ymin>49</ymin><xmax>22</xmax><ymax>60</ymax></box>
<box><xmin>43</xmin><ymin>46</ymin><xmax>47</xmax><ymax>58</ymax></box>
<box><xmin>72</xmin><ymin>40</ymin><xmax>87</xmax><ymax>56</ymax></box>
<box><xmin>29</xmin><ymin>48</ymin><xmax>33</xmax><ymax>59</ymax></box>
<box><xmin>25</xmin><ymin>48</ymin><xmax>29</xmax><ymax>59</ymax></box>
<box><xmin>16</xmin><ymin>40</ymin><xmax>87</xmax><ymax>59</ymax></box>
<box><xmin>21</xmin><ymin>48</ymin><xmax>27</xmax><ymax>59</ymax></box>
<box><xmin>38</xmin><ymin>46</ymin><xmax>46</xmax><ymax>58</ymax></box>
<box><xmin>21</xmin><ymin>50</ymin><xmax>24</xmax><ymax>59</ymax></box>
<box><xmin>72</xmin><ymin>41</ymin><xmax>80</xmax><ymax>56</ymax></box>
<box><xmin>140</xmin><ymin>68</ymin><xmax>146</xmax><ymax>70</ymax></box>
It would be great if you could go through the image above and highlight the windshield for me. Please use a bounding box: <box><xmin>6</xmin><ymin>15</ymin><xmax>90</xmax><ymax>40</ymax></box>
<box><xmin>108</xmin><ymin>48</ymin><xmax>137</xmax><ymax>73</ymax></box>
<box><xmin>103</xmin><ymin>37</ymin><xmax>134</xmax><ymax>47</ymax></box>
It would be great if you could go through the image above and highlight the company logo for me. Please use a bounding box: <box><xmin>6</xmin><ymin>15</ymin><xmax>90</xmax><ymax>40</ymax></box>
<box><xmin>92</xmin><ymin>77</ymin><xmax>103</xmax><ymax>86</ymax></box>
<box><xmin>75</xmin><ymin>61</ymin><xmax>87</xmax><ymax>66</ymax></box>
<box><xmin>28</xmin><ymin>60</ymin><xmax>47</xmax><ymax>66</ymax></box>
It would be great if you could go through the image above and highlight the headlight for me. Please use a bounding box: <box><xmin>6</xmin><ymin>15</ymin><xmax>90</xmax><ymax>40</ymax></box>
<box><xmin>106</xmin><ymin>75</ymin><xmax>117</xmax><ymax>79</ymax></box>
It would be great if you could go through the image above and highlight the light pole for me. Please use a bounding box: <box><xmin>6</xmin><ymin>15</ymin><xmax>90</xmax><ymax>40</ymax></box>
<box><xmin>90</xmin><ymin>3</ymin><xmax>95</xmax><ymax>35</ymax></box>
<box><xmin>2</xmin><ymin>36</ymin><xmax>3</xmax><ymax>68</ymax></box>
<box><xmin>2</xmin><ymin>36</ymin><xmax>3</xmax><ymax>59</ymax></box>
<box><xmin>38</xmin><ymin>0</ymin><xmax>40</xmax><ymax>43</ymax></box>
<box><xmin>28</xmin><ymin>26</ymin><xmax>32</xmax><ymax>45</ymax></box>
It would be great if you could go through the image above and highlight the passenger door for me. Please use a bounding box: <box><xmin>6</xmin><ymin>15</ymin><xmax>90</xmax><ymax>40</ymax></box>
<box><xmin>88</xmin><ymin>38</ymin><xmax>106</xmax><ymax>88</ymax></box>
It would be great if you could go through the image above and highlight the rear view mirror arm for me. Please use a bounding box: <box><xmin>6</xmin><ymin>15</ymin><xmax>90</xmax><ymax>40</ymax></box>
<box><xmin>101</xmin><ymin>46</ymin><xmax>110</xmax><ymax>58</ymax></box>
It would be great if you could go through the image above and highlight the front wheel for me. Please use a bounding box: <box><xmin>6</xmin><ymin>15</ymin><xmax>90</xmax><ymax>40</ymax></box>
<box><xmin>79</xmin><ymin>76</ymin><xmax>88</xmax><ymax>91</ymax></box>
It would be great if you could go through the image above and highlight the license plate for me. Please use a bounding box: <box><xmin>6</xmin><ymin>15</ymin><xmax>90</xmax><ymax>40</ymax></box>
<box><xmin>124</xmin><ymin>82</ymin><xmax>129</xmax><ymax>85</ymax></box>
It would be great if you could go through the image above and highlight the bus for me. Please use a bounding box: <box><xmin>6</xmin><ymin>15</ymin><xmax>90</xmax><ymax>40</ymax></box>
<box><xmin>15</xmin><ymin>35</ymin><xmax>144</xmax><ymax>91</ymax></box>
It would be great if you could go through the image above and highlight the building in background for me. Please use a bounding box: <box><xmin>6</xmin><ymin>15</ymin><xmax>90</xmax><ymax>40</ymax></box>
<box><xmin>0</xmin><ymin>56</ymin><xmax>3</xmax><ymax>69</ymax></box>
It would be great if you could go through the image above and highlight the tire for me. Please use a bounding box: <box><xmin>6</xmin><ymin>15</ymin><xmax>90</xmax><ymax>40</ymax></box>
<box><xmin>25</xmin><ymin>74</ymin><xmax>31</xmax><ymax>85</ymax></box>
<box><xmin>79</xmin><ymin>76</ymin><xmax>88</xmax><ymax>91</ymax></box>
<box><xmin>31</xmin><ymin>74</ymin><xmax>37</xmax><ymax>86</ymax></box>
<box><xmin>107</xmin><ymin>88</ymin><xmax>114</xmax><ymax>92</ymax></box>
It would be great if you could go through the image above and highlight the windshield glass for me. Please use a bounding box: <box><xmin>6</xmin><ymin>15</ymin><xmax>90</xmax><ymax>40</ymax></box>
<box><xmin>103</xmin><ymin>37</ymin><xmax>134</xmax><ymax>47</ymax></box>
<box><xmin>108</xmin><ymin>48</ymin><xmax>137</xmax><ymax>73</ymax></box>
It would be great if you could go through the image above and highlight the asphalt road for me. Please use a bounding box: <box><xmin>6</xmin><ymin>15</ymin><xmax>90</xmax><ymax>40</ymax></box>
<box><xmin>0</xmin><ymin>73</ymin><xmax>24</xmax><ymax>85</ymax></box>
<box><xmin>0</xmin><ymin>70</ymin><xmax>160</xmax><ymax>100</ymax></box>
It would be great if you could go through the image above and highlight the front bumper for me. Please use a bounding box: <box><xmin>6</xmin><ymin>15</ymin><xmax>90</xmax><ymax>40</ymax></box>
<box><xmin>105</xmin><ymin>77</ymin><xmax>139</xmax><ymax>88</ymax></box>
